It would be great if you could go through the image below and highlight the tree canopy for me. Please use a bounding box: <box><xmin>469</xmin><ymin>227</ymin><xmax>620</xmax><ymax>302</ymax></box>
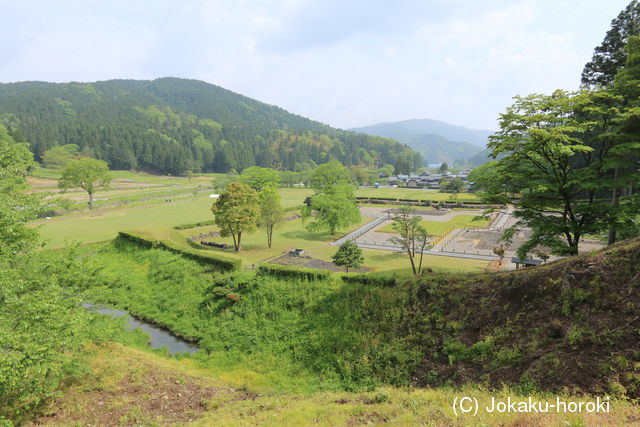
<box><xmin>302</xmin><ymin>184</ymin><xmax>361</xmax><ymax>235</ymax></box>
<box><xmin>486</xmin><ymin>85</ymin><xmax>639</xmax><ymax>257</ymax></box>
<box><xmin>308</xmin><ymin>160</ymin><xmax>353</xmax><ymax>190</ymax></box>
<box><xmin>41</xmin><ymin>143</ymin><xmax>80</xmax><ymax>168</ymax></box>
<box><xmin>58</xmin><ymin>157</ymin><xmax>112</xmax><ymax>210</ymax></box>
<box><xmin>211</xmin><ymin>182</ymin><xmax>260</xmax><ymax>251</ymax></box>
<box><xmin>332</xmin><ymin>240</ymin><xmax>364</xmax><ymax>273</ymax></box>
<box><xmin>241</xmin><ymin>166</ymin><xmax>281</xmax><ymax>191</ymax></box>
<box><xmin>440</xmin><ymin>177</ymin><xmax>466</xmax><ymax>195</ymax></box>
<box><xmin>388</xmin><ymin>207</ymin><xmax>431</xmax><ymax>275</ymax></box>
<box><xmin>582</xmin><ymin>0</ymin><xmax>640</xmax><ymax>87</ymax></box>
<box><xmin>258</xmin><ymin>186</ymin><xmax>285</xmax><ymax>248</ymax></box>
<box><xmin>0</xmin><ymin>124</ymin><xmax>40</xmax><ymax>256</ymax></box>
<box><xmin>0</xmin><ymin>124</ymin><xmax>103</xmax><ymax>424</ymax></box>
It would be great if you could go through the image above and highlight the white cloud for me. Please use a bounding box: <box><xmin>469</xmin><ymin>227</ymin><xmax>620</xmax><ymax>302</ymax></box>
<box><xmin>0</xmin><ymin>0</ymin><xmax>632</xmax><ymax>130</ymax></box>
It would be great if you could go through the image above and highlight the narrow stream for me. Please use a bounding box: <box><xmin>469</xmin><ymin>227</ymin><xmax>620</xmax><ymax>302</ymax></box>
<box><xmin>83</xmin><ymin>303</ymin><xmax>199</xmax><ymax>355</ymax></box>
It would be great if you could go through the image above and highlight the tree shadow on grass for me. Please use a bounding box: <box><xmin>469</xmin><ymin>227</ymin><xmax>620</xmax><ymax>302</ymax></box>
<box><xmin>367</xmin><ymin>251</ymin><xmax>406</xmax><ymax>263</ymax></box>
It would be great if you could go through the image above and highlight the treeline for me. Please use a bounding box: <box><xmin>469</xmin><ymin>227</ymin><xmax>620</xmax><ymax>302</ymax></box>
<box><xmin>0</xmin><ymin>78</ymin><xmax>421</xmax><ymax>175</ymax></box>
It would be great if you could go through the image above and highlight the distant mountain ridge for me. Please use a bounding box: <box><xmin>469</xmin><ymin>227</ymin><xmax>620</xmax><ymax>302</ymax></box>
<box><xmin>351</xmin><ymin>118</ymin><xmax>494</xmax><ymax>165</ymax></box>
<box><xmin>0</xmin><ymin>78</ymin><xmax>421</xmax><ymax>175</ymax></box>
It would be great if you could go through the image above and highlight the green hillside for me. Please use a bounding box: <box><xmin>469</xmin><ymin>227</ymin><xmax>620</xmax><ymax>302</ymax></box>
<box><xmin>0</xmin><ymin>78</ymin><xmax>421</xmax><ymax>175</ymax></box>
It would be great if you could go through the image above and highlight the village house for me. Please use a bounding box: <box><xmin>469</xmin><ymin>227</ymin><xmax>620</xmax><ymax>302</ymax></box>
<box><xmin>386</xmin><ymin>168</ymin><xmax>473</xmax><ymax>189</ymax></box>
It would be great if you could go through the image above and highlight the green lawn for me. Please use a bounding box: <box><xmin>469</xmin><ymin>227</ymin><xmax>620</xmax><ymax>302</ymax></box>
<box><xmin>32</xmin><ymin>188</ymin><xmax>313</xmax><ymax>249</ymax></box>
<box><xmin>32</xmin><ymin>166</ymin><xmax>227</xmax><ymax>184</ymax></box>
<box><xmin>176</xmin><ymin>216</ymin><xmax>374</xmax><ymax>266</ymax></box>
<box><xmin>131</xmin><ymin>218</ymin><xmax>489</xmax><ymax>273</ymax></box>
<box><xmin>355</xmin><ymin>187</ymin><xmax>479</xmax><ymax>202</ymax></box>
<box><xmin>30</xmin><ymin>169</ymin><xmax>488</xmax><ymax>272</ymax></box>
<box><xmin>376</xmin><ymin>214</ymin><xmax>488</xmax><ymax>237</ymax></box>
<box><xmin>359</xmin><ymin>249</ymin><xmax>489</xmax><ymax>273</ymax></box>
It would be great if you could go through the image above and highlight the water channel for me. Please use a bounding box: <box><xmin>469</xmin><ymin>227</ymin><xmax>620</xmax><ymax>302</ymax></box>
<box><xmin>83</xmin><ymin>303</ymin><xmax>199</xmax><ymax>355</ymax></box>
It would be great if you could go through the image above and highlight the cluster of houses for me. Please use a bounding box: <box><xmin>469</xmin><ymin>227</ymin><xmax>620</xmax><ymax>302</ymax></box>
<box><xmin>380</xmin><ymin>169</ymin><xmax>472</xmax><ymax>189</ymax></box>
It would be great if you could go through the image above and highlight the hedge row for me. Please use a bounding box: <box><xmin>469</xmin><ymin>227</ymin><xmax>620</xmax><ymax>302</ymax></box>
<box><xmin>257</xmin><ymin>263</ymin><xmax>331</xmax><ymax>281</ymax></box>
<box><xmin>117</xmin><ymin>231</ymin><xmax>241</xmax><ymax>271</ymax></box>
<box><xmin>341</xmin><ymin>273</ymin><xmax>396</xmax><ymax>287</ymax></box>
<box><xmin>356</xmin><ymin>196</ymin><xmax>398</xmax><ymax>201</ymax></box>
<box><xmin>118</xmin><ymin>231</ymin><xmax>154</xmax><ymax>248</ymax></box>
<box><xmin>173</xmin><ymin>219</ymin><xmax>217</xmax><ymax>230</ymax></box>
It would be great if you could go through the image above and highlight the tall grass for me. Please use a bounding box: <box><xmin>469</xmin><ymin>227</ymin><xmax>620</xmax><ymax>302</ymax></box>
<box><xmin>81</xmin><ymin>238</ymin><xmax>422</xmax><ymax>392</ymax></box>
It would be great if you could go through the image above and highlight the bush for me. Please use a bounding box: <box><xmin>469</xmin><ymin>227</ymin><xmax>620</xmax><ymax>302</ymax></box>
<box><xmin>173</xmin><ymin>219</ymin><xmax>217</xmax><ymax>230</ymax></box>
<box><xmin>356</xmin><ymin>197</ymin><xmax>398</xmax><ymax>202</ymax></box>
<box><xmin>117</xmin><ymin>231</ymin><xmax>241</xmax><ymax>271</ymax></box>
<box><xmin>341</xmin><ymin>273</ymin><xmax>396</xmax><ymax>287</ymax></box>
<box><xmin>157</xmin><ymin>240</ymin><xmax>241</xmax><ymax>271</ymax></box>
<box><xmin>257</xmin><ymin>263</ymin><xmax>331</xmax><ymax>281</ymax></box>
<box><xmin>118</xmin><ymin>231</ymin><xmax>155</xmax><ymax>248</ymax></box>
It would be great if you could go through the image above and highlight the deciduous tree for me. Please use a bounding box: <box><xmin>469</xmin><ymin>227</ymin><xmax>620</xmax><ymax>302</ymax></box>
<box><xmin>488</xmin><ymin>90</ymin><xmax>622</xmax><ymax>257</ymax></box>
<box><xmin>0</xmin><ymin>124</ymin><xmax>96</xmax><ymax>424</ymax></box>
<box><xmin>309</xmin><ymin>160</ymin><xmax>352</xmax><ymax>190</ymax></box>
<box><xmin>388</xmin><ymin>206</ymin><xmax>431</xmax><ymax>275</ymax></box>
<box><xmin>332</xmin><ymin>240</ymin><xmax>364</xmax><ymax>272</ymax></box>
<box><xmin>0</xmin><ymin>124</ymin><xmax>41</xmax><ymax>256</ymax></box>
<box><xmin>41</xmin><ymin>144</ymin><xmax>79</xmax><ymax>169</ymax></box>
<box><xmin>58</xmin><ymin>157</ymin><xmax>112</xmax><ymax>210</ymax></box>
<box><xmin>211</xmin><ymin>182</ymin><xmax>260</xmax><ymax>251</ymax></box>
<box><xmin>259</xmin><ymin>186</ymin><xmax>284</xmax><ymax>248</ymax></box>
<box><xmin>241</xmin><ymin>166</ymin><xmax>280</xmax><ymax>191</ymax></box>
<box><xmin>301</xmin><ymin>184</ymin><xmax>361</xmax><ymax>235</ymax></box>
<box><xmin>440</xmin><ymin>177</ymin><xmax>466</xmax><ymax>198</ymax></box>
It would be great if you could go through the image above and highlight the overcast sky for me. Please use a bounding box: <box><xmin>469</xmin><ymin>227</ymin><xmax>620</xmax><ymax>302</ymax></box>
<box><xmin>0</xmin><ymin>0</ymin><xmax>630</xmax><ymax>130</ymax></box>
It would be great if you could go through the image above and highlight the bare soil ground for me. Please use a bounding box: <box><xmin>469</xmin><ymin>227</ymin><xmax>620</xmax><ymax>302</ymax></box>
<box><xmin>270</xmin><ymin>253</ymin><xmax>371</xmax><ymax>273</ymax></box>
<box><xmin>30</xmin><ymin>344</ymin><xmax>251</xmax><ymax>426</ymax></box>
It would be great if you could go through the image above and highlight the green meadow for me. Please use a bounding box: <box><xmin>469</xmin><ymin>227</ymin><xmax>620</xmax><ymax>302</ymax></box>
<box><xmin>354</xmin><ymin>187</ymin><xmax>479</xmax><ymax>202</ymax></box>
<box><xmin>376</xmin><ymin>214</ymin><xmax>489</xmax><ymax>238</ymax></box>
<box><xmin>31</xmin><ymin>171</ymin><xmax>488</xmax><ymax>273</ymax></box>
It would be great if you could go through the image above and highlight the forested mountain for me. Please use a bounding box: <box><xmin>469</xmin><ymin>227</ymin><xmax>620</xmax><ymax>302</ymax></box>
<box><xmin>0</xmin><ymin>78</ymin><xmax>421</xmax><ymax>174</ymax></box>
<box><xmin>350</xmin><ymin>118</ymin><xmax>492</xmax><ymax>164</ymax></box>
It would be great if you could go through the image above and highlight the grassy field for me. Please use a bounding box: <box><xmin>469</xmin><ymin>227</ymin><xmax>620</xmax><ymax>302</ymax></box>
<box><xmin>35</xmin><ymin>342</ymin><xmax>639</xmax><ymax>426</ymax></box>
<box><xmin>377</xmin><ymin>214</ymin><xmax>489</xmax><ymax>237</ymax></box>
<box><xmin>355</xmin><ymin>187</ymin><xmax>479</xmax><ymax>202</ymax></box>
<box><xmin>32</xmin><ymin>166</ymin><xmax>227</xmax><ymax>183</ymax></box>
<box><xmin>30</xmin><ymin>169</ymin><xmax>488</xmax><ymax>272</ymax></box>
<box><xmin>32</xmin><ymin>189</ymin><xmax>313</xmax><ymax>248</ymax></box>
<box><xmin>176</xmin><ymin>217</ymin><xmax>372</xmax><ymax>264</ymax></box>
<box><xmin>175</xmin><ymin>221</ymin><xmax>488</xmax><ymax>273</ymax></box>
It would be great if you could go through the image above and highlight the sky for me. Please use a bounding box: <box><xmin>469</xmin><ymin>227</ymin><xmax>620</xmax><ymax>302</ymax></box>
<box><xmin>0</xmin><ymin>0</ymin><xmax>631</xmax><ymax>131</ymax></box>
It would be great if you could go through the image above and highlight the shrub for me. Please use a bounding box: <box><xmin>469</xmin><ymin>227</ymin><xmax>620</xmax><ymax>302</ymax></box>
<box><xmin>341</xmin><ymin>273</ymin><xmax>396</xmax><ymax>287</ymax></box>
<box><xmin>156</xmin><ymin>240</ymin><xmax>241</xmax><ymax>271</ymax></box>
<box><xmin>257</xmin><ymin>263</ymin><xmax>331</xmax><ymax>281</ymax></box>
<box><xmin>118</xmin><ymin>231</ymin><xmax>155</xmax><ymax>248</ymax></box>
<box><xmin>173</xmin><ymin>219</ymin><xmax>217</xmax><ymax>230</ymax></box>
<box><xmin>117</xmin><ymin>231</ymin><xmax>241</xmax><ymax>271</ymax></box>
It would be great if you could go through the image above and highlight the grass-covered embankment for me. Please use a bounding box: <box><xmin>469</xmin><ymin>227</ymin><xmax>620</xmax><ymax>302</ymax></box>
<box><xmin>83</xmin><ymin>235</ymin><xmax>640</xmax><ymax>399</ymax></box>
<box><xmin>33</xmin><ymin>343</ymin><xmax>640</xmax><ymax>426</ymax></box>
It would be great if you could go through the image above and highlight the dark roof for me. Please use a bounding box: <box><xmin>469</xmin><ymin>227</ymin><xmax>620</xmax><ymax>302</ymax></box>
<box><xmin>510</xmin><ymin>257</ymin><xmax>542</xmax><ymax>265</ymax></box>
